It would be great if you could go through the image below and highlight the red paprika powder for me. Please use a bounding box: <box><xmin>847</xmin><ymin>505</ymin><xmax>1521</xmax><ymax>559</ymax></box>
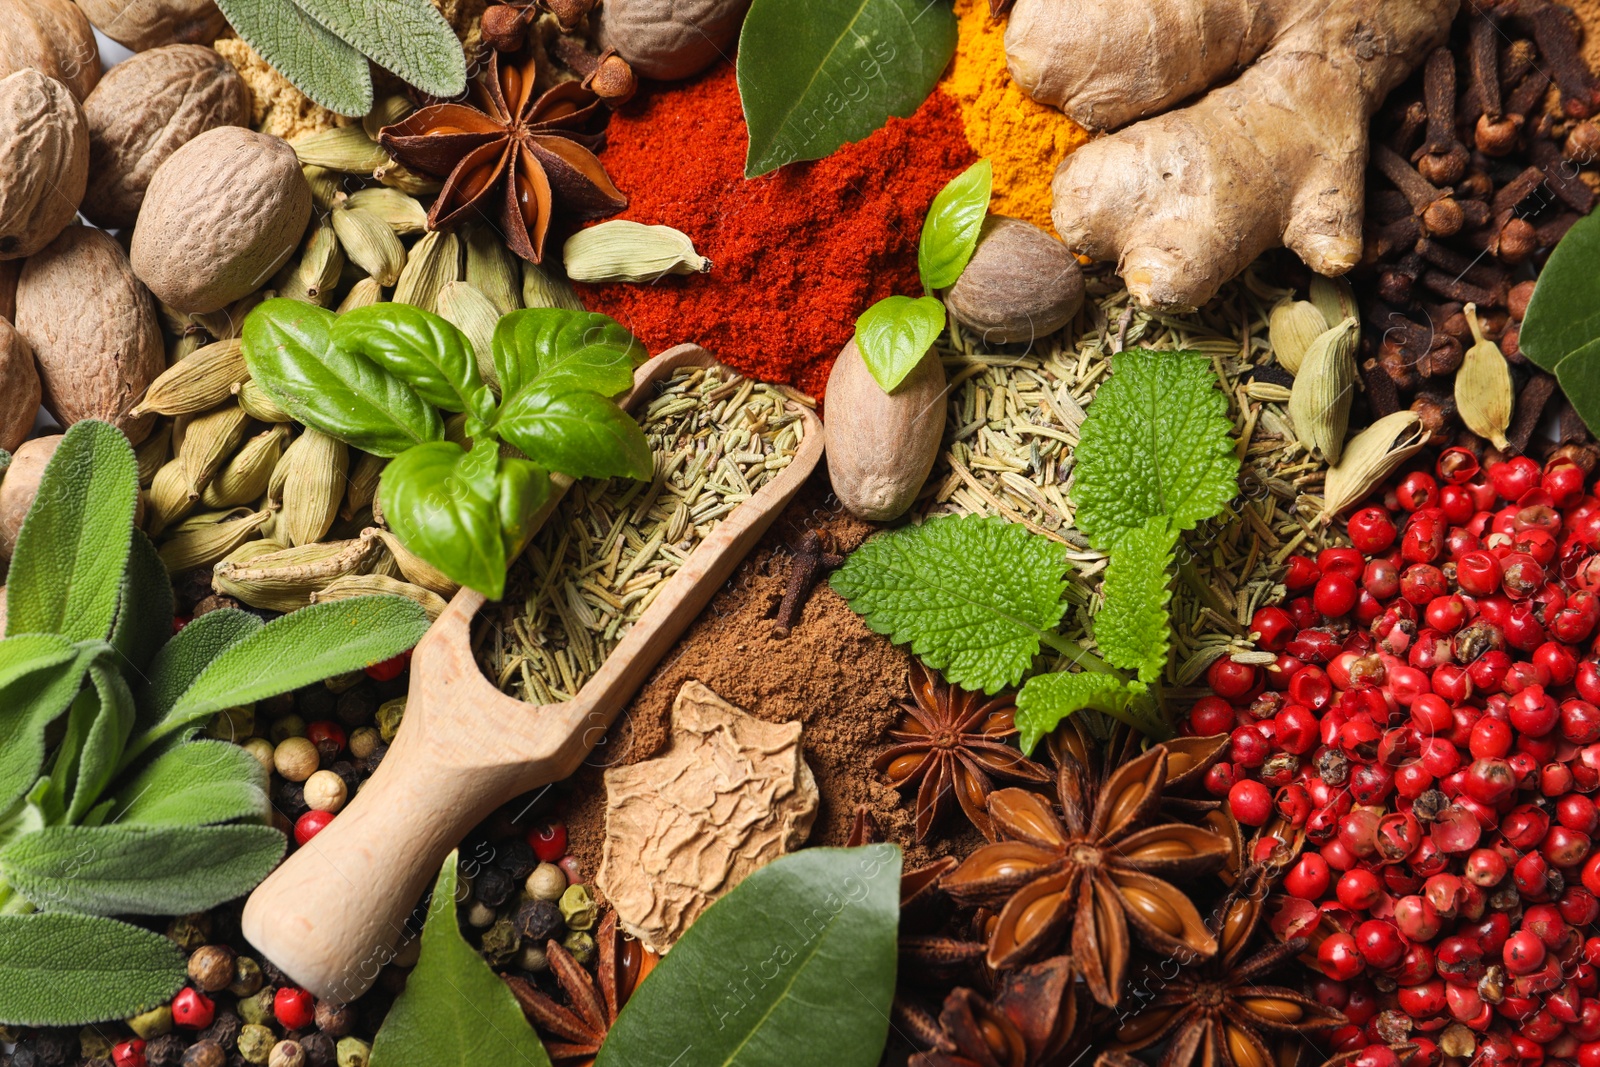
<box><xmin>576</xmin><ymin>62</ymin><xmax>977</xmax><ymax>399</ymax></box>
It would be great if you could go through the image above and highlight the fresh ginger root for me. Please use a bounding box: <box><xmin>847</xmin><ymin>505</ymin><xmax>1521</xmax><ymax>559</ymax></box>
<box><xmin>1005</xmin><ymin>0</ymin><xmax>1458</xmax><ymax>310</ymax></box>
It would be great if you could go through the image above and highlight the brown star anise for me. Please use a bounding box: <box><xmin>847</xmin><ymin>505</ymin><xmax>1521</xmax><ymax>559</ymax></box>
<box><xmin>942</xmin><ymin>743</ymin><xmax>1230</xmax><ymax>1008</ymax></box>
<box><xmin>378</xmin><ymin>50</ymin><xmax>627</xmax><ymax>264</ymax></box>
<box><xmin>504</xmin><ymin>910</ymin><xmax>656</xmax><ymax>1065</ymax></box>
<box><xmin>878</xmin><ymin>662</ymin><xmax>1051</xmax><ymax>842</ymax></box>
<box><xmin>1109</xmin><ymin>889</ymin><xmax>1346</xmax><ymax>1067</ymax></box>
<box><xmin>898</xmin><ymin>957</ymin><xmax>1080</xmax><ymax>1067</ymax></box>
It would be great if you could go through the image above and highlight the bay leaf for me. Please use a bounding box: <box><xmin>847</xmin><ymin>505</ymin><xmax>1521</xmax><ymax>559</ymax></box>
<box><xmin>1519</xmin><ymin>211</ymin><xmax>1600</xmax><ymax>373</ymax></box>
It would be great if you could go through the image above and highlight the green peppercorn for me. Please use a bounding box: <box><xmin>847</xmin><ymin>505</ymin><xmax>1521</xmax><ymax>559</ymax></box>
<box><xmin>182</xmin><ymin>1040</ymin><xmax>227</xmax><ymax>1067</ymax></box>
<box><xmin>79</xmin><ymin>1027</ymin><xmax>114</xmax><ymax>1059</ymax></box>
<box><xmin>268</xmin><ymin>1040</ymin><xmax>305</xmax><ymax>1067</ymax></box>
<box><xmin>558</xmin><ymin>884</ymin><xmax>597</xmax><ymax>931</ymax></box>
<box><xmin>525</xmin><ymin>862</ymin><xmax>566</xmax><ymax>902</ymax></box>
<box><xmin>128</xmin><ymin>1004</ymin><xmax>174</xmax><ymax>1039</ymax></box>
<box><xmin>269</xmin><ymin>713</ymin><xmax>307</xmax><ymax>744</ymax></box>
<box><xmin>206</xmin><ymin>705</ymin><xmax>255</xmax><ymax>741</ymax></box>
<box><xmin>188</xmin><ymin>944</ymin><xmax>237</xmax><ymax>993</ymax></box>
<box><xmin>230</xmin><ymin>956</ymin><xmax>265</xmax><ymax>997</ymax></box>
<box><xmin>165</xmin><ymin>913</ymin><xmax>212</xmax><ymax>951</ymax></box>
<box><xmin>480</xmin><ymin>918</ymin><xmax>521</xmax><ymax>964</ymax></box>
<box><xmin>562</xmin><ymin>929</ymin><xmax>596</xmax><ymax>966</ymax></box>
<box><xmin>375</xmin><ymin>697</ymin><xmax>406</xmax><ymax>743</ymax></box>
<box><xmin>324</xmin><ymin>669</ymin><xmax>363</xmax><ymax>694</ymax></box>
<box><xmin>238</xmin><ymin>987</ymin><xmax>277</xmax><ymax>1026</ymax></box>
<box><xmin>238</xmin><ymin>1023</ymin><xmax>276</xmax><ymax>1065</ymax></box>
<box><xmin>335</xmin><ymin>1037</ymin><xmax>372</xmax><ymax>1067</ymax></box>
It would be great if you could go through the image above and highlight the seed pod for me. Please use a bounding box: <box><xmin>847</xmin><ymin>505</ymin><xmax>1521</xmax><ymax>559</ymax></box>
<box><xmin>335</xmin><ymin>278</ymin><xmax>383</xmax><ymax>314</ymax></box>
<box><xmin>373</xmin><ymin>158</ymin><xmax>442</xmax><ymax>195</ymax></box>
<box><xmin>167</xmin><ymin>329</ymin><xmax>205</xmax><ymax>365</ymax></box>
<box><xmin>563</xmin><ymin>220</ymin><xmax>710</xmax><ymax>283</ymax></box>
<box><xmin>345</xmin><ymin>187</ymin><xmax>428</xmax><ymax>236</ymax></box>
<box><xmin>1456</xmin><ymin>303</ymin><xmax>1513</xmax><ymax>450</ymax></box>
<box><xmin>302</xmin><ymin>165</ymin><xmax>342</xmax><ymax>210</ymax></box>
<box><xmin>133</xmin><ymin>339</ymin><xmax>248</xmax><ymax>417</ymax></box>
<box><xmin>463</xmin><ymin>223</ymin><xmax>522</xmax><ymax>315</ymax></box>
<box><xmin>1268</xmin><ymin>300</ymin><xmax>1328</xmax><ymax>376</ymax></box>
<box><xmin>437</xmin><ymin>281</ymin><xmax>500</xmax><ymax>389</ymax></box>
<box><xmin>277</xmin><ymin>217</ymin><xmax>343</xmax><ymax>306</ymax></box>
<box><xmin>196</xmin><ymin>291</ymin><xmax>267</xmax><ymax>342</ymax></box>
<box><xmin>274</xmin><ymin>428</ymin><xmax>347</xmax><ymax>547</ymax></box>
<box><xmin>341</xmin><ymin>450</ymin><xmax>386</xmax><ymax>521</ymax></box>
<box><xmin>158</xmin><ymin>508</ymin><xmax>271</xmax><ymax>573</ymax></box>
<box><xmin>179</xmin><ymin>402</ymin><xmax>250</xmax><ymax>494</ymax></box>
<box><xmin>235</xmin><ymin>379</ymin><xmax>292</xmax><ymax>423</ymax></box>
<box><xmin>522</xmin><ymin>259</ymin><xmax>585</xmax><ymax>312</ymax></box>
<box><xmin>147</xmin><ymin>457</ymin><xmax>199</xmax><ymax>536</ymax></box>
<box><xmin>213</xmin><ymin>531</ymin><xmax>381</xmax><ymax>612</ymax></box>
<box><xmin>372</xmin><ymin>527</ymin><xmax>459</xmax><ymax>597</ymax></box>
<box><xmin>1287</xmin><ymin>317</ymin><xmax>1359</xmax><ymax>464</ymax></box>
<box><xmin>393</xmin><ymin>231</ymin><xmax>459</xmax><ymax>314</ymax></box>
<box><xmin>203</xmin><ymin>424</ymin><xmax>289</xmax><ymax>508</ymax></box>
<box><xmin>135</xmin><ymin>422</ymin><xmax>172</xmax><ymax>488</ymax></box>
<box><xmin>1308</xmin><ymin>274</ymin><xmax>1358</xmax><ymax>330</ymax></box>
<box><xmin>313</xmin><ymin>573</ymin><xmax>446</xmax><ymax>619</ymax></box>
<box><xmin>1320</xmin><ymin>411</ymin><xmax>1428</xmax><ymax>519</ymax></box>
<box><xmin>362</xmin><ymin>94</ymin><xmax>414</xmax><ymax>141</ymax></box>
<box><xmin>331</xmin><ymin>203</ymin><xmax>405</xmax><ymax>287</ymax></box>
<box><xmin>291</xmin><ymin>127</ymin><xmax>388</xmax><ymax>174</ymax></box>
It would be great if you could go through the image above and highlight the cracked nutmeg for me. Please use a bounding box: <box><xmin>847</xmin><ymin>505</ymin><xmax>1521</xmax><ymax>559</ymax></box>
<box><xmin>941</xmin><ymin>744</ymin><xmax>1230</xmax><ymax>1007</ymax></box>
<box><xmin>377</xmin><ymin>49</ymin><xmax>627</xmax><ymax>263</ymax></box>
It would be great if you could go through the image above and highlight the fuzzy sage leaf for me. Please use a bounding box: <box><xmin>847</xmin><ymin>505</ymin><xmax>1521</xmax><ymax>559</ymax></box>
<box><xmin>0</xmin><ymin>637</ymin><xmax>96</xmax><ymax>813</ymax></box>
<box><xmin>918</xmin><ymin>159</ymin><xmax>992</xmax><ymax>291</ymax></box>
<box><xmin>133</xmin><ymin>609</ymin><xmax>263</xmax><ymax>738</ymax></box>
<box><xmin>0</xmin><ymin>913</ymin><xmax>186</xmax><ymax>1027</ymax></box>
<box><xmin>212</xmin><ymin>0</ymin><xmax>372</xmax><ymax>115</ymax></box>
<box><xmin>110</xmin><ymin>742</ymin><xmax>269</xmax><ymax>829</ymax></box>
<box><xmin>853</xmin><ymin>294</ymin><xmax>945</xmax><ymax>394</ymax></box>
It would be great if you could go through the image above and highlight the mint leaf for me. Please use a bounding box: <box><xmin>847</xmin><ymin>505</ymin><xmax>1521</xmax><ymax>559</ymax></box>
<box><xmin>0</xmin><ymin>824</ymin><xmax>285</xmax><ymax>915</ymax></box>
<box><xmin>0</xmin><ymin>913</ymin><xmax>186</xmax><ymax>1026</ymax></box>
<box><xmin>1519</xmin><ymin>211</ymin><xmax>1600</xmax><ymax>373</ymax></box>
<box><xmin>111</xmin><ymin>741</ymin><xmax>269</xmax><ymax>828</ymax></box>
<box><xmin>370</xmin><ymin>852</ymin><xmax>552</xmax><ymax>1067</ymax></box>
<box><xmin>7</xmin><ymin>421</ymin><xmax>138</xmax><ymax>643</ymax></box>
<box><xmin>1014</xmin><ymin>673</ymin><xmax>1143</xmax><ymax>755</ymax></box>
<box><xmin>134</xmin><ymin>609</ymin><xmax>263</xmax><ymax>738</ymax></box>
<box><xmin>333</xmin><ymin>304</ymin><xmax>485</xmax><ymax>415</ymax></box>
<box><xmin>211</xmin><ymin>0</ymin><xmax>372</xmax><ymax>115</ymax></box>
<box><xmin>830</xmin><ymin>515</ymin><xmax>1070</xmax><ymax>693</ymax></box>
<box><xmin>495</xmin><ymin>387</ymin><xmax>653</xmax><ymax>481</ymax></box>
<box><xmin>854</xmin><ymin>295</ymin><xmax>945</xmax><ymax>393</ymax></box>
<box><xmin>1072</xmin><ymin>349</ymin><xmax>1238</xmax><ymax>551</ymax></box>
<box><xmin>919</xmin><ymin>160</ymin><xmax>992</xmax><ymax>291</ymax></box>
<box><xmin>1094</xmin><ymin>519</ymin><xmax>1177</xmax><ymax>684</ymax></box>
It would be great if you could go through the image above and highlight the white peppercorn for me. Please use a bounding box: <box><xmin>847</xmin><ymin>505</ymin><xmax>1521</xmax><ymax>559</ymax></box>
<box><xmin>525</xmin><ymin>862</ymin><xmax>566</xmax><ymax>901</ymax></box>
<box><xmin>237</xmin><ymin>1024</ymin><xmax>275</xmax><ymax>1066</ymax></box>
<box><xmin>558</xmin><ymin>884</ymin><xmax>597</xmax><ymax>931</ymax></box>
<box><xmin>335</xmin><ymin>1037</ymin><xmax>371</xmax><ymax>1067</ymax></box>
<box><xmin>243</xmin><ymin>738</ymin><xmax>276</xmax><ymax>773</ymax></box>
<box><xmin>267</xmin><ymin>1040</ymin><xmax>304</xmax><ymax>1067</ymax></box>
<box><xmin>347</xmin><ymin>727</ymin><xmax>380</xmax><ymax>760</ymax></box>
<box><xmin>273</xmin><ymin>737</ymin><xmax>319</xmax><ymax>782</ymax></box>
<box><xmin>517</xmin><ymin>944</ymin><xmax>549</xmax><ymax>972</ymax></box>
<box><xmin>465</xmin><ymin>901</ymin><xmax>497</xmax><ymax>928</ymax></box>
<box><xmin>302</xmin><ymin>770</ymin><xmax>347</xmax><ymax>813</ymax></box>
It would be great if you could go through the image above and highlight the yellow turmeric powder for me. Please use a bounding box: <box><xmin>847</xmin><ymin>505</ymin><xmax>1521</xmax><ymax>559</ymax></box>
<box><xmin>939</xmin><ymin>0</ymin><xmax>1090</xmax><ymax>233</ymax></box>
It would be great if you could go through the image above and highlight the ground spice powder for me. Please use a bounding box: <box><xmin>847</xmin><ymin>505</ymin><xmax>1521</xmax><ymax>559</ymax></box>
<box><xmin>575</xmin><ymin>64</ymin><xmax>977</xmax><ymax>399</ymax></box>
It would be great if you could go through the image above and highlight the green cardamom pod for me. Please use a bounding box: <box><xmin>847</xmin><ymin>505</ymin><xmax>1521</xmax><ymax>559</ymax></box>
<box><xmin>331</xmin><ymin>203</ymin><xmax>406</xmax><ymax>287</ymax></box>
<box><xmin>158</xmin><ymin>509</ymin><xmax>272</xmax><ymax>574</ymax></box>
<box><xmin>213</xmin><ymin>531</ymin><xmax>382</xmax><ymax>613</ymax></box>
<box><xmin>522</xmin><ymin>259</ymin><xmax>584</xmax><ymax>312</ymax></box>
<box><xmin>341</xmin><ymin>450</ymin><xmax>386</xmax><ymax>521</ymax></box>
<box><xmin>1320</xmin><ymin>411</ymin><xmax>1428</xmax><ymax>520</ymax></box>
<box><xmin>1457</xmin><ymin>303</ymin><xmax>1513</xmax><ymax>450</ymax></box>
<box><xmin>1287</xmin><ymin>317</ymin><xmax>1359</xmax><ymax>464</ymax></box>
<box><xmin>312</xmin><ymin>573</ymin><xmax>446</xmax><ymax>619</ymax></box>
<box><xmin>1268</xmin><ymin>300</ymin><xmax>1329</xmax><ymax>376</ymax></box>
<box><xmin>273</xmin><ymin>428</ymin><xmax>348</xmax><ymax>547</ymax></box>
<box><xmin>133</xmin><ymin>339</ymin><xmax>248</xmax><ymax>417</ymax></box>
<box><xmin>374</xmin><ymin>158</ymin><xmax>443</xmax><ymax>195</ymax></box>
<box><xmin>135</xmin><ymin>422</ymin><xmax>172</xmax><ymax>489</ymax></box>
<box><xmin>277</xmin><ymin>217</ymin><xmax>344</xmax><ymax>306</ymax></box>
<box><xmin>393</xmin><ymin>231</ymin><xmax>460</xmax><ymax>314</ymax></box>
<box><xmin>336</xmin><ymin>278</ymin><xmax>384</xmax><ymax>314</ymax></box>
<box><xmin>562</xmin><ymin>220</ymin><xmax>712</xmax><ymax>283</ymax></box>
<box><xmin>292</xmin><ymin>126</ymin><xmax>389</xmax><ymax>174</ymax></box>
<box><xmin>1309</xmin><ymin>274</ymin><xmax>1359</xmax><ymax>331</ymax></box>
<box><xmin>437</xmin><ymin>281</ymin><xmax>501</xmax><ymax>390</ymax></box>
<box><xmin>363</xmin><ymin>94</ymin><xmax>415</xmax><ymax>141</ymax></box>
<box><xmin>146</xmin><ymin>458</ymin><xmax>199</xmax><ymax>537</ymax></box>
<box><xmin>302</xmin><ymin>164</ymin><xmax>343</xmax><ymax>210</ymax></box>
<box><xmin>464</xmin><ymin>223</ymin><xmax>522</xmax><ymax>315</ymax></box>
<box><xmin>372</xmin><ymin>527</ymin><xmax>459</xmax><ymax>597</ymax></box>
<box><xmin>345</xmin><ymin>187</ymin><xmax>428</xmax><ymax>236</ymax></box>
<box><xmin>235</xmin><ymin>380</ymin><xmax>292</xmax><ymax>424</ymax></box>
<box><xmin>203</xmin><ymin>424</ymin><xmax>290</xmax><ymax>508</ymax></box>
<box><xmin>179</xmin><ymin>403</ymin><xmax>251</xmax><ymax>495</ymax></box>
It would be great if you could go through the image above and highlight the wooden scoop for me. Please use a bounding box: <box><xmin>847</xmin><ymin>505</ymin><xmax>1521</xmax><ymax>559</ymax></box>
<box><xmin>241</xmin><ymin>346</ymin><xmax>823</xmax><ymax>1001</ymax></box>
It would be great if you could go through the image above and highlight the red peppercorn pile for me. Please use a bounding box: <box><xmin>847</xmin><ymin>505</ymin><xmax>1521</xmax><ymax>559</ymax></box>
<box><xmin>1190</xmin><ymin>448</ymin><xmax>1600</xmax><ymax>1065</ymax></box>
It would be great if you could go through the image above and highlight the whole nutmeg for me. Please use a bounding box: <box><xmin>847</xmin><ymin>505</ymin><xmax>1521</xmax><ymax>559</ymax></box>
<box><xmin>81</xmin><ymin>45</ymin><xmax>250</xmax><ymax>229</ymax></box>
<box><xmin>0</xmin><ymin>320</ymin><xmax>41</xmax><ymax>453</ymax></box>
<box><xmin>597</xmin><ymin>0</ymin><xmax>752</xmax><ymax>80</ymax></box>
<box><xmin>14</xmin><ymin>226</ymin><xmax>164</xmax><ymax>443</ymax></box>
<box><xmin>76</xmin><ymin>0</ymin><xmax>230</xmax><ymax>51</ymax></box>
<box><xmin>823</xmin><ymin>338</ymin><xmax>946</xmax><ymax>522</ymax></box>
<box><xmin>0</xmin><ymin>0</ymin><xmax>101</xmax><ymax>101</ymax></box>
<box><xmin>946</xmin><ymin>216</ymin><xmax>1084</xmax><ymax>344</ymax></box>
<box><xmin>188</xmin><ymin>944</ymin><xmax>238</xmax><ymax>993</ymax></box>
<box><xmin>132</xmin><ymin>127</ymin><xmax>313</xmax><ymax>314</ymax></box>
<box><xmin>0</xmin><ymin>435</ymin><xmax>61</xmax><ymax>560</ymax></box>
<box><xmin>0</xmin><ymin>70</ymin><xmax>90</xmax><ymax>261</ymax></box>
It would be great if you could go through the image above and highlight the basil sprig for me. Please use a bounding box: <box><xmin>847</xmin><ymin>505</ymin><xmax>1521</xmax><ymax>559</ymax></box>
<box><xmin>243</xmin><ymin>300</ymin><xmax>651</xmax><ymax>599</ymax></box>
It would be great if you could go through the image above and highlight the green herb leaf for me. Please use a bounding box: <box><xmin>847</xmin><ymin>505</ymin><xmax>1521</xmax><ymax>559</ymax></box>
<box><xmin>110</xmin><ymin>530</ymin><xmax>175</xmax><ymax>680</ymax></box>
<box><xmin>830</xmin><ymin>515</ymin><xmax>1070</xmax><ymax>693</ymax></box>
<box><xmin>0</xmin><ymin>636</ymin><xmax>92</xmax><ymax>812</ymax></box>
<box><xmin>1014</xmin><ymin>673</ymin><xmax>1142</xmax><ymax>756</ymax></box>
<box><xmin>134</xmin><ymin>609</ymin><xmax>263</xmax><ymax>739</ymax></box>
<box><xmin>65</xmin><ymin>660</ymin><xmax>136</xmax><ymax>824</ymax></box>
<box><xmin>1556</xmin><ymin>339</ymin><xmax>1600</xmax><ymax>437</ymax></box>
<box><xmin>333</xmin><ymin>304</ymin><xmax>485</xmax><ymax>414</ymax></box>
<box><xmin>0</xmin><ymin>824</ymin><xmax>285</xmax><ymax>915</ymax></box>
<box><xmin>495</xmin><ymin>455</ymin><xmax>552</xmax><ymax>562</ymax></box>
<box><xmin>854</xmin><ymin>295</ymin><xmax>945</xmax><ymax>393</ymax></box>
<box><xmin>152</xmin><ymin>597</ymin><xmax>428</xmax><ymax>744</ymax></box>
<box><xmin>212</xmin><ymin>0</ymin><xmax>372</xmax><ymax>115</ymax></box>
<box><xmin>737</xmin><ymin>0</ymin><xmax>957</xmax><ymax>177</ymax></box>
<box><xmin>491</xmin><ymin>308</ymin><xmax>642</xmax><ymax>402</ymax></box>
<box><xmin>1518</xmin><ymin>211</ymin><xmax>1600</xmax><ymax>373</ymax></box>
<box><xmin>7</xmin><ymin>421</ymin><xmax>138</xmax><ymax>643</ymax></box>
<box><xmin>919</xmin><ymin>160</ymin><xmax>992</xmax><ymax>291</ymax></box>
<box><xmin>0</xmin><ymin>913</ymin><xmax>186</xmax><ymax>1026</ymax></box>
<box><xmin>379</xmin><ymin>442</ymin><xmax>508</xmax><ymax>598</ymax></box>
<box><xmin>285</xmin><ymin>0</ymin><xmax>464</xmax><ymax>100</ymax></box>
<box><xmin>1094</xmin><ymin>519</ymin><xmax>1177</xmax><ymax>684</ymax></box>
<box><xmin>495</xmin><ymin>386</ymin><xmax>653</xmax><ymax>481</ymax></box>
<box><xmin>370</xmin><ymin>851</ymin><xmax>552</xmax><ymax>1067</ymax></box>
<box><xmin>243</xmin><ymin>298</ymin><xmax>444</xmax><ymax>457</ymax></box>
<box><xmin>110</xmin><ymin>741</ymin><xmax>269</xmax><ymax>828</ymax></box>
<box><xmin>1071</xmin><ymin>349</ymin><xmax>1239</xmax><ymax>552</ymax></box>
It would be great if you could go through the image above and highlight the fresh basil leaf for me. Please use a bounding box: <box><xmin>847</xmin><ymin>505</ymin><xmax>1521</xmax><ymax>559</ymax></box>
<box><xmin>243</xmin><ymin>298</ymin><xmax>443</xmax><ymax>457</ymax></box>
<box><xmin>495</xmin><ymin>387</ymin><xmax>653</xmax><ymax>481</ymax></box>
<box><xmin>0</xmin><ymin>824</ymin><xmax>285</xmax><ymax>916</ymax></box>
<box><xmin>379</xmin><ymin>442</ymin><xmax>507</xmax><ymax>599</ymax></box>
<box><xmin>110</xmin><ymin>741</ymin><xmax>269</xmax><ymax>828</ymax></box>
<box><xmin>496</xmin><ymin>456</ymin><xmax>552</xmax><ymax>562</ymax></box>
<box><xmin>0</xmin><ymin>636</ymin><xmax>91</xmax><ymax>812</ymax></box>
<box><xmin>1518</xmin><ymin>211</ymin><xmax>1600</xmax><ymax>373</ymax></box>
<box><xmin>491</xmin><ymin>308</ymin><xmax>642</xmax><ymax>403</ymax></box>
<box><xmin>919</xmin><ymin>159</ymin><xmax>992</xmax><ymax>291</ymax></box>
<box><xmin>212</xmin><ymin>0</ymin><xmax>373</xmax><ymax>115</ymax></box>
<box><xmin>286</xmin><ymin>0</ymin><xmax>465</xmax><ymax>100</ymax></box>
<box><xmin>598</xmin><ymin>846</ymin><xmax>901</xmax><ymax>1067</ymax></box>
<box><xmin>0</xmin><ymin>913</ymin><xmax>186</xmax><ymax>1027</ymax></box>
<box><xmin>110</xmin><ymin>530</ymin><xmax>174</xmax><ymax>680</ymax></box>
<box><xmin>133</xmin><ymin>609</ymin><xmax>263</xmax><ymax>740</ymax></box>
<box><xmin>737</xmin><ymin>0</ymin><xmax>957</xmax><ymax>177</ymax></box>
<box><xmin>1556</xmin><ymin>339</ymin><xmax>1600</xmax><ymax>440</ymax></box>
<box><xmin>1014</xmin><ymin>673</ymin><xmax>1149</xmax><ymax>755</ymax></box>
<box><xmin>65</xmin><ymin>660</ymin><xmax>136</xmax><ymax>824</ymax></box>
<box><xmin>369</xmin><ymin>852</ymin><xmax>552</xmax><ymax>1067</ymax></box>
<box><xmin>853</xmin><ymin>294</ymin><xmax>945</xmax><ymax>393</ymax></box>
<box><xmin>333</xmin><ymin>304</ymin><xmax>485</xmax><ymax>414</ymax></box>
<box><xmin>7</xmin><ymin>421</ymin><xmax>138</xmax><ymax>643</ymax></box>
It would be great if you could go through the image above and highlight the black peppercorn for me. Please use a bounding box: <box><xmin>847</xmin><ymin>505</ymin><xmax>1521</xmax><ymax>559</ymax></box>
<box><xmin>334</xmin><ymin>687</ymin><xmax>376</xmax><ymax>728</ymax></box>
<box><xmin>328</xmin><ymin>762</ymin><xmax>361</xmax><ymax>797</ymax></box>
<box><xmin>10</xmin><ymin>1044</ymin><xmax>39</xmax><ymax>1067</ymax></box>
<box><xmin>201</xmin><ymin>1010</ymin><xmax>243</xmax><ymax>1049</ymax></box>
<box><xmin>189</xmin><ymin>944</ymin><xmax>238</xmax><ymax>993</ymax></box>
<box><xmin>274</xmin><ymin>780</ymin><xmax>308</xmax><ymax>819</ymax></box>
<box><xmin>299</xmin><ymin>1033</ymin><xmax>336</xmax><ymax>1067</ymax></box>
<box><xmin>356</xmin><ymin>743</ymin><xmax>388</xmax><ymax>774</ymax></box>
<box><xmin>296</xmin><ymin>685</ymin><xmax>336</xmax><ymax>722</ymax></box>
<box><xmin>182</xmin><ymin>1041</ymin><xmax>228</xmax><ymax>1067</ymax></box>
<box><xmin>146</xmin><ymin>1033</ymin><xmax>188</xmax><ymax>1067</ymax></box>
<box><xmin>474</xmin><ymin>865</ymin><xmax>514</xmax><ymax>907</ymax></box>
<box><xmin>495</xmin><ymin>839</ymin><xmax>537</xmax><ymax>882</ymax></box>
<box><xmin>513</xmin><ymin>898</ymin><xmax>563</xmax><ymax>942</ymax></box>
<box><xmin>31</xmin><ymin>1031</ymin><xmax>72</xmax><ymax>1067</ymax></box>
<box><xmin>312</xmin><ymin>1002</ymin><xmax>353</xmax><ymax>1039</ymax></box>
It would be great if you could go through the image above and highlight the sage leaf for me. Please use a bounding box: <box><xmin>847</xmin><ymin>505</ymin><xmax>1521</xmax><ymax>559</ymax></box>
<box><xmin>243</xmin><ymin>298</ymin><xmax>444</xmax><ymax>458</ymax></box>
<box><xmin>110</xmin><ymin>530</ymin><xmax>175</xmax><ymax>679</ymax></box>
<box><xmin>1556</xmin><ymin>338</ymin><xmax>1600</xmax><ymax>439</ymax></box>
<box><xmin>737</xmin><ymin>0</ymin><xmax>957</xmax><ymax>177</ymax></box>
<box><xmin>7</xmin><ymin>421</ymin><xmax>138</xmax><ymax>643</ymax></box>
<box><xmin>379</xmin><ymin>442</ymin><xmax>507</xmax><ymax>598</ymax></box>
<box><xmin>597</xmin><ymin>846</ymin><xmax>901</xmax><ymax>1067</ymax></box>
<box><xmin>495</xmin><ymin>387</ymin><xmax>653</xmax><ymax>481</ymax></box>
<box><xmin>212</xmin><ymin>0</ymin><xmax>373</xmax><ymax>115</ymax></box>
<box><xmin>369</xmin><ymin>852</ymin><xmax>552</xmax><ymax>1067</ymax></box>
<box><xmin>333</xmin><ymin>304</ymin><xmax>485</xmax><ymax>414</ymax></box>
<box><xmin>918</xmin><ymin>159</ymin><xmax>992</xmax><ymax>291</ymax></box>
<box><xmin>133</xmin><ymin>608</ymin><xmax>263</xmax><ymax>740</ymax></box>
<box><xmin>492</xmin><ymin>308</ymin><xmax>642</xmax><ymax>402</ymax></box>
<box><xmin>0</xmin><ymin>824</ymin><xmax>285</xmax><ymax>916</ymax></box>
<box><xmin>65</xmin><ymin>660</ymin><xmax>137</xmax><ymax>824</ymax></box>
<box><xmin>1518</xmin><ymin>211</ymin><xmax>1600</xmax><ymax>373</ymax></box>
<box><xmin>853</xmin><ymin>295</ymin><xmax>945</xmax><ymax>393</ymax></box>
<box><xmin>0</xmin><ymin>913</ymin><xmax>186</xmax><ymax>1027</ymax></box>
<box><xmin>1014</xmin><ymin>673</ymin><xmax>1149</xmax><ymax>755</ymax></box>
<box><xmin>286</xmin><ymin>0</ymin><xmax>464</xmax><ymax>101</ymax></box>
<box><xmin>0</xmin><ymin>636</ymin><xmax>91</xmax><ymax>812</ymax></box>
<box><xmin>110</xmin><ymin>741</ymin><xmax>269</xmax><ymax>828</ymax></box>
